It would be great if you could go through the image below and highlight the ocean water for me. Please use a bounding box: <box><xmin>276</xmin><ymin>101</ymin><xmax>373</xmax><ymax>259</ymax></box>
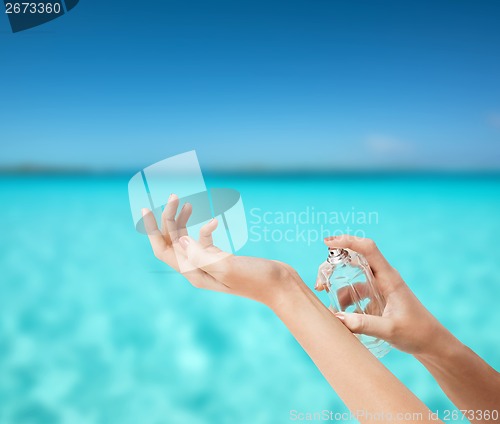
<box><xmin>1</xmin><ymin>174</ymin><xmax>499</xmax><ymax>424</ymax></box>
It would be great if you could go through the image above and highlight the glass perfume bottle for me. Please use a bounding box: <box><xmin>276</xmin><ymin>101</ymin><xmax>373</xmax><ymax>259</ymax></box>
<box><xmin>317</xmin><ymin>248</ymin><xmax>391</xmax><ymax>358</ymax></box>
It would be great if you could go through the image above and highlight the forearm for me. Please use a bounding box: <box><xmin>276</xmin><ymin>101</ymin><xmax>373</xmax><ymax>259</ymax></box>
<box><xmin>415</xmin><ymin>330</ymin><xmax>500</xmax><ymax>423</ymax></box>
<box><xmin>269</xmin><ymin>278</ymin><xmax>437</xmax><ymax>424</ymax></box>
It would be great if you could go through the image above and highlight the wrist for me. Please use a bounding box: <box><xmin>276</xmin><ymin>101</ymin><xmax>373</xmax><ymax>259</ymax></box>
<box><xmin>264</xmin><ymin>268</ymin><xmax>307</xmax><ymax>312</ymax></box>
<box><xmin>414</xmin><ymin>325</ymin><xmax>463</xmax><ymax>366</ymax></box>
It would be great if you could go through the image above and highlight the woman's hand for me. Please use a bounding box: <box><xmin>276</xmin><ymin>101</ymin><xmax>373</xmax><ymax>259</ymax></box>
<box><xmin>317</xmin><ymin>235</ymin><xmax>452</xmax><ymax>355</ymax></box>
<box><xmin>141</xmin><ymin>194</ymin><xmax>300</xmax><ymax>308</ymax></box>
<box><xmin>141</xmin><ymin>205</ymin><xmax>444</xmax><ymax>421</ymax></box>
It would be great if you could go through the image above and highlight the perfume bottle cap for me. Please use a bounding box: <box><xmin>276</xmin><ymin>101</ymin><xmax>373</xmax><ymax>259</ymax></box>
<box><xmin>327</xmin><ymin>248</ymin><xmax>350</xmax><ymax>264</ymax></box>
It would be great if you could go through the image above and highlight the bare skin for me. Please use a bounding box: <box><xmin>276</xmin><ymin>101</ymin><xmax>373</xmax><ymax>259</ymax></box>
<box><xmin>318</xmin><ymin>235</ymin><xmax>500</xmax><ymax>424</ymax></box>
<box><xmin>141</xmin><ymin>195</ymin><xmax>440</xmax><ymax>423</ymax></box>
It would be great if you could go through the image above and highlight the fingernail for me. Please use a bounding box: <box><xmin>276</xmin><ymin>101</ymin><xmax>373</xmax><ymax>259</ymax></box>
<box><xmin>335</xmin><ymin>312</ymin><xmax>345</xmax><ymax>321</ymax></box>
<box><xmin>141</xmin><ymin>208</ymin><xmax>148</xmax><ymax>216</ymax></box>
<box><xmin>179</xmin><ymin>236</ymin><xmax>190</xmax><ymax>249</ymax></box>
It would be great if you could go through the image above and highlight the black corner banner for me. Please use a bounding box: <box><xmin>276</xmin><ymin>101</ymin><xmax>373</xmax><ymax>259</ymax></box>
<box><xmin>3</xmin><ymin>0</ymin><xmax>79</xmax><ymax>33</ymax></box>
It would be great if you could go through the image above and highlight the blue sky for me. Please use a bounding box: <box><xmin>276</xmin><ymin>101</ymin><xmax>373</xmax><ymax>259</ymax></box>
<box><xmin>1</xmin><ymin>0</ymin><xmax>500</xmax><ymax>170</ymax></box>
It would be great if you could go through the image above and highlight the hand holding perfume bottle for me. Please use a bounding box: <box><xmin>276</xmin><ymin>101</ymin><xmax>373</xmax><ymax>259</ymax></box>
<box><xmin>317</xmin><ymin>247</ymin><xmax>392</xmax><ymax>358</ymax></box>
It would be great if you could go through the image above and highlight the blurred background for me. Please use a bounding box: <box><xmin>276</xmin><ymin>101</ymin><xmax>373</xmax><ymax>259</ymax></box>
<box><xmin>1</xmin><ymin>1</ymin><xmax>499</xmax><ymax>423</ymax></box>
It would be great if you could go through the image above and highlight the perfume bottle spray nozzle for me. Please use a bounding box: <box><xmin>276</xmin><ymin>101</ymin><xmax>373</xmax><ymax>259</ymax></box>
<box><xmin>327</xmin><ymin>248</ymin><xmax>350</xmax><ymax>265</ymax></box>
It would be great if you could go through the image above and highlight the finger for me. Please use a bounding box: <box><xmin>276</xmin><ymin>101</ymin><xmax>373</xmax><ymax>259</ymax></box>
<box><xmin>336</xmin><ymin>285</ymin><xmax>355</xmax><ymax>308</ymax></box>
<box><xmin>178</xmin><ymin>236</ymin><xmax>232</xmax><ymax>281</ymax></box>
<box><xmin>315</xmin><ymin>264</ymin><xmax>332</xmax><ymax>291</ymax></box>
<box><xmin>315</xmin><ymin>281</ymin><xmax>331</xmax><ymax>292</ymax></box>
<box><xmin>142</xmin><ymin>208</ymin><xmax>167</xmax><ymax>258</ymax></box>
<box><xmin>335</xmin><ymin>312</ymin><xmax>393</xmax><ymax>341</ymax></box>
<box><xmin>175</xmin><ymin>202</ymin><xmax>192</xmax><ymax>238</ymax></box>
<box><xmin>199</xmin><ymin>218</ymin><xmax>218</xmax><ymax>247</ymax></box>
<box><xmin>315</xmin><ymin>272</ymin><xmax>327</xmax><ymax>291</ymax></box>
<box><xmin>337</xmin><ymin>283</ymin><xmax>372</xmax><ymax>310</ymax></box>
<box><xmin>324</xmin><ymin>235</ymin><xmax>392</xmax><ymax>274</ymax></box>
<box><xmin>162</xmin><ymin>194</ymin><xmax>180</xmax><ymax>241</ymax></box>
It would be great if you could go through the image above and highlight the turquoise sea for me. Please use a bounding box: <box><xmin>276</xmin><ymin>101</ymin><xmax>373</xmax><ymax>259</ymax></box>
<box><xmin>1</xmin><ymin>174</ymin><xmax>499</xmax><ymax>424</ymax></box>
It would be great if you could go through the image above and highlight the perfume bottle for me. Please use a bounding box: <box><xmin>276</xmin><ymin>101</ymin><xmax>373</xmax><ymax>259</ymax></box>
<box><xmin>317</xmin><ymin>248</ymin><xmax>391</xmax><ymax>358</ymax></box>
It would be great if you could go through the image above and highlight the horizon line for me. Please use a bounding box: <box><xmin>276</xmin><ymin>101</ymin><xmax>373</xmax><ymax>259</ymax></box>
<box><xmin>1</xmin><ymin>163</ymin><xmax>500</xmax><ymax>177</ymax></box>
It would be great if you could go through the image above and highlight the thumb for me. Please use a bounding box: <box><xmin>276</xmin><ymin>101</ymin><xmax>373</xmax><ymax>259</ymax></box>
<box><xmin>335</xmin><ymin>312</ymin><xmax>393</xmax><ymax>341</ymax></box>
<box><xmin>179</xmin><ymin>236</ymin><xmax>231</xmax><ymax>275</ymax></box>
